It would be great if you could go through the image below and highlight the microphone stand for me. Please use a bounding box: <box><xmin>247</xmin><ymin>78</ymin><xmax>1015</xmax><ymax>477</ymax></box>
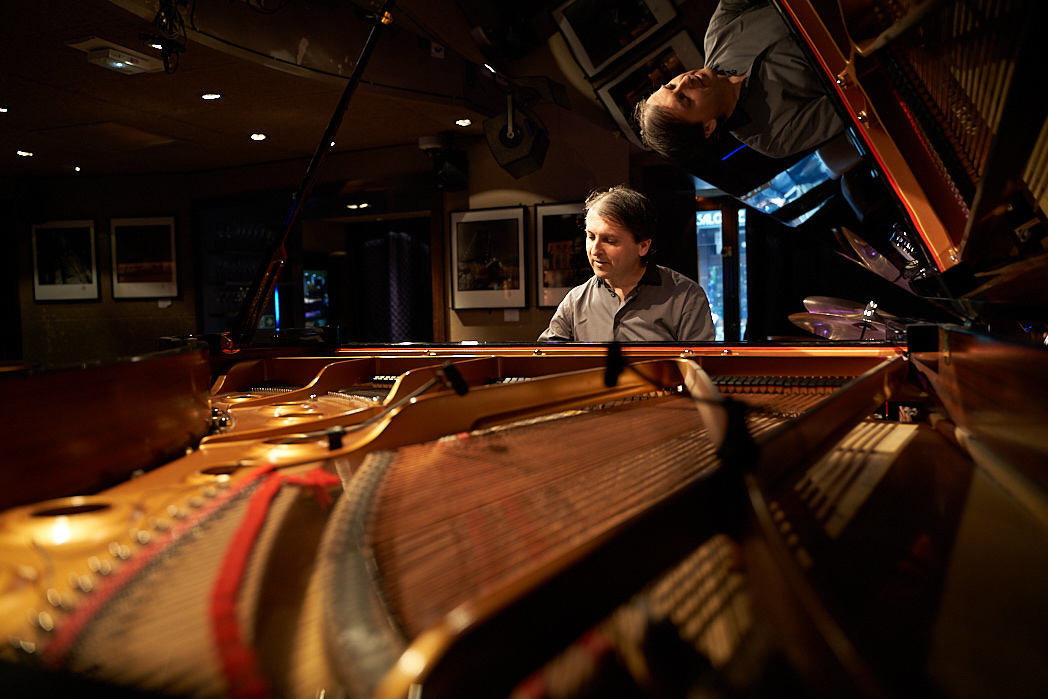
<box><xmin>224</xmin><ymin>0</ymin><xmax>398</xmax><ymax>351</ymax></box>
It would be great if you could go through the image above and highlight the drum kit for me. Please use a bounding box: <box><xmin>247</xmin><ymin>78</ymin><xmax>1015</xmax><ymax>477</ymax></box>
<box><xmin>791</xmin><ymin>226</ymin><xmax>912</xmax><ymax>341</ymax></box>
<box><xmin>789</xmin><ymin>296</ymin><xmax>898</xmax><ymax>341</ymax></box>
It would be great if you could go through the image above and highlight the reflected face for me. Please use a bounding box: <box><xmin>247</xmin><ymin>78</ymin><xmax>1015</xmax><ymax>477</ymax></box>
<box><xmin>645</xmin><ymin>68</ymin><xmax>734</xmax><ymax>138</ymax></box>
<box><xmin>585</xmin><ymin>207</ymin><xmax>650</xmax><ymax>287</ymax></box>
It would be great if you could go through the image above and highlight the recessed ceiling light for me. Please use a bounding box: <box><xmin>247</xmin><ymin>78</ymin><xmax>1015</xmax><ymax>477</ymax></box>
<box><xmin>0</xmin><ymin>107</ymin><xmax>8</xmax><ymax>113</ymax></box>
<box><xmin>250</xmin><ymin>133</ymin><xmax>266</xmax><ymax>141</ymax></box>
<box><xmin>483</xmin><ymin>63</ymin><xmax>496</xmax><ymax>73</ymax></box>
<box><xmin>74</xmin><ymin>166</ymin><xmax>82</xmax><ymax>172</ymax></box>
<box><xmin>455</xmin><ymin>118</ymin><xmax>471</xmax><ymax>127</ymax></box>
<box><xmin>200</xmin><ymin>92</ymin><xmax>222</xmax><ymax>100</ymax></box>
<box><xmin>16</xmin><ymin>150</ymin><xmax>33</xmax><ymax>157</ymax></box>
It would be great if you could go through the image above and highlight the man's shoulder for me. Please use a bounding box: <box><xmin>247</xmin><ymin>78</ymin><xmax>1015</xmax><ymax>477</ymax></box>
<box><xmin>655</xmin><ymin>265</ymin><xmax>701</xmax><ymax>288</ymax></box>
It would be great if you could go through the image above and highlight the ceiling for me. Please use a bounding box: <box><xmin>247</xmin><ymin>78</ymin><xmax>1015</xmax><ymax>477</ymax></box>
<box><xmin>0</xmin><ymin>0</ymin><xmax>592</xmax><ymax>179</ymax></box>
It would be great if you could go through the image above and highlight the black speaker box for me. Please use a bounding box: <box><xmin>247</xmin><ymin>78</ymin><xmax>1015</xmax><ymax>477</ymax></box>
<box><xmin>483</xmin><ymin>113</ymin><xmax>549</xmax><ymax>178</ymax></box>
<box><xmin>433</xmin><ymin>148</ymin><xmax>468</xmax><ymax>191</ymax></box>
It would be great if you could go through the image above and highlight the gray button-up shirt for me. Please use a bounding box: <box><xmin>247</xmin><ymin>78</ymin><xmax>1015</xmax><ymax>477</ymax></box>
<box><xmin>706</xmin><ymin>0</ymin><xmax>845</xmax><ymax>158</ymax></box>
<box><xmin>538</xmin><ymin>264</ymin><xmax>715</xmax><ymax>342</ymax></box>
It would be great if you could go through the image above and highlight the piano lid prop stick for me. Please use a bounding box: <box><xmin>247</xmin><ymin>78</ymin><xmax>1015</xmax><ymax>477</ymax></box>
<box><xmin>437</xmin><ymin>361</ymin><xmax>470</xmax><ymax>396</ymax></box>
<box><xmin>226</xmin><ymin>0</ymin><xmax>398</xmax><ymax>351</ymax></box>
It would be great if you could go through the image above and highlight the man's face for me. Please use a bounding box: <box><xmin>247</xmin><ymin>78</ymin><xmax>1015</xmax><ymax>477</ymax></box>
<box><xmin>585</xmin><ymin>207</ymin><xmax>650</xmax><ymax>286</ymax></box>
<box><xmin>645</xmin><ymin>68</ymin><xmax>732</xmax><ymax>138</ymax></box>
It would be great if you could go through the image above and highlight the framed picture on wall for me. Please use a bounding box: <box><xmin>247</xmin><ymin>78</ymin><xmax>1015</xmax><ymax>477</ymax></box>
<box><xmin>596</xmin><ymin>31</ymin><xmax>703</xmax><ymax>149</ymax></box>
<box><xmin>31</xmin><ymin>220</ymin><xmax>99</xmax><ymax>301</ymax></box>
<box><xmin>110</xmin><ymin>217</ymin><xmax>178</xmax><ymax>298</ymax></box>
<box><xmin>450</xmin><ymin>207</ymin><xmax>526</xmax><ymax>309</ymax></box>
<box><xmin>535</xmin><ymin>202</ymin><xmax>588</xmax><ymax>307</ymax></box>
<box><xmin>552</xmin><ymin>0</ymin><xmax>677</xmax><ymax>77</ymax></box>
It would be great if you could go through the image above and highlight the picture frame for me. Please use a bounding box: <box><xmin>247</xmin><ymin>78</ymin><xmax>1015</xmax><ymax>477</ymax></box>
<box><xmin>31</xmin><ymin>220</ymin><xmax>99</xmax><ymax>301</ymax></box>
<box><xmin>552</xmin><ymin>0</ymin><xmax>677</xmax><ymax>78</ymax></box>
<box><xmin>450</xmin><ymin>207</ymin><xmax>526</xmax><ymax>309</ymax></box>
<box><xmin>596</xmin><ymin>31</ymin><xmax>704</xmax><ymax>149</ymax></box>
<box><xmin>535</xmin><ymin>202</ymin><xmax>588</xmax><ymax>307</ymax></box>
<box><xmin>110</xmin><ymin>217</ymin><xmax>178</xmax><ymax>298</ymax></box>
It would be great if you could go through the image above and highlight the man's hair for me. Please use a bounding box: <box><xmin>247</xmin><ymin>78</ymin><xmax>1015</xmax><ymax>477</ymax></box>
<box><xmin>584</xmin><ymin>185</ymin><xmax>657</xmax><ymax>264</ymax></box>
<box><xmin>633</xmin><ymin>98</ymin><xmax>710</xmax><ymax>163</ymax></box>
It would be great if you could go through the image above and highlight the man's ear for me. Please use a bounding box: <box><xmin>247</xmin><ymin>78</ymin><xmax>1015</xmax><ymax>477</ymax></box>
<box><xmin>702</xmin><ymin>118</ymin><xmax>718</xmax><ymax>139</ymax></box>
<box><xmin>639</xmin><ymin>238</ymin><xmax>652</xmax><ymax>256</ymax></box>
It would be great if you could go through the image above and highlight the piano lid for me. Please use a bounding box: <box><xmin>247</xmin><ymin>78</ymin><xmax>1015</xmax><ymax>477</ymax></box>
<box><xmin>204</xmin><ymin>0</ymin><xmax>1048</xmax><ymax>351</ymax></box>
<box><xmin>773</xmin><ymin>0</ymin><xmax>1048</xmax><ymax>332</ymax></box>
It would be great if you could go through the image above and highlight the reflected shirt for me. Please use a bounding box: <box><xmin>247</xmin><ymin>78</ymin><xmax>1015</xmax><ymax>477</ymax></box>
<box><xmin>706</xmin><ymin>0</ymin><xmax>845</xmax><ymax>158</ymax></box>
<box><xmin>538</xmin><ymin>264</ymin><xmax>715</xmax><ymax>342</ymax></box>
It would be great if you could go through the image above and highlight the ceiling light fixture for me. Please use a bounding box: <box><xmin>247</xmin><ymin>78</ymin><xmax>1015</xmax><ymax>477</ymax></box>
<box><xmin>66</xmin><ymin>37</ymin><xmax>162</xmax><ymax>74</ymax></box>
<box><xmin>0</xmin><ymin>107</ymin><xmax>8</xmax><ymax>113</ymax></box>
<box><xmin>88</xmin><ymin>47</ymin><xmax>154</xmax><ymax>74</ymax></box>
<box><xmin>250</xmin><ymin>133</ymin><xmax>267</xmax><ymax>141</ymax></box>
<box><xmin>140</xmin><ymin>34</ymin><xmax>185</xmax><ymax>73</ymax></box>
<box><xmin>17</xmin><ymin>151</ymin><xmax>33</xmax><ymax>157</ymax></box>
<box><xmin>144</xmin><ymin>0</ymin><xmax>188</xmax><ymax>74</ymax></box>
<box><xmin>200</xmin><ymin>92</ymin><xmax>222</xmax><ymax>100</ymax></box>
<box><xmin>455</xmin><ymin>118</ymin><xmax>472</xmax><ymax>127</ymax></box>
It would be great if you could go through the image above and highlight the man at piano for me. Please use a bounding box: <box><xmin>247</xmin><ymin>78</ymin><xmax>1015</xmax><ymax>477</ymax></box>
<box><xmin>633</xmin><ymin>0</ymin><xmax>845</xmax><ymax>161</ymax></box>
<box><xmin>539</xmin><ymin>185</ymin><xmax>715</xmax><ymax>342</ymax></box>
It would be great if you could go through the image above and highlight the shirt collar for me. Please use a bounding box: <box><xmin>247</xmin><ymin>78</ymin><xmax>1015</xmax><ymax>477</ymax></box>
<box><xmin>595</xmin><ymin>263</ymin><xmax>661</xmax><ymax>293</ymax></box>
<box><xmin>723</xmin><ymin>47</ymin><xmax>772</xmax><ymax>132</ymax></box>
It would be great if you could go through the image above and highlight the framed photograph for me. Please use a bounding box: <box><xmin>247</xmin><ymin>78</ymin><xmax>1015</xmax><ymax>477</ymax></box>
<box><xmin>553</xmin><ymin>0</ymin><xmax>677</xmax><ymax>77</ymax></box>
<box><xmin>597</xmin><ymin>31</ymin><xmax>704</xmax><ymax>148</ymax></box>
<box><xmin>110</xmin><ymin>217</ymin><xmax>178</xmax><ymax>298</ymax></box>
<box><xmin>31</xmin><ymin>220</ymin><xmax>98</xmax><ymax>301</ymax></box>
<box><xmin>536</xmin><ymin>202</ymin><xmax>589</xmax><ymax>307</ymax></box>
<box><xmin>450</xmin><ymin>207</ymin><xmax>526</xmax><ymax>309</ymax></box>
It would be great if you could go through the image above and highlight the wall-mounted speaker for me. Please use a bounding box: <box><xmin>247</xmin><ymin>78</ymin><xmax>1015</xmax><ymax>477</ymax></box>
<box><xmin>483</xmin><ymin>113</ymin><xmax>549</xmax><ymax>178</ymax></box>
<box><xmin>433</xmin><ymin>148</ymin><xmax>468</xmax><ymax>191</ymax></box>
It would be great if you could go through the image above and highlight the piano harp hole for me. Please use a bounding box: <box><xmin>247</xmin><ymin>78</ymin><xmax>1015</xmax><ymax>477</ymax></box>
<box><xmin>30</xmin><ymin>503</ymin><xmax>111</xmax><ymax>518</ymax></box>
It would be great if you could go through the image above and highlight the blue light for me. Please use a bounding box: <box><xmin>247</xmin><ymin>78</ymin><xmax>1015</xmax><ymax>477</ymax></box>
<box><xmin>721</xmin><ymin>144</ymin><xmax>746</xmax><ymax>161</ymax></box>
<box><xmin>274</xmin><ymin>287</ymin><xmax>281</xmax><ymax>331</ymax></box>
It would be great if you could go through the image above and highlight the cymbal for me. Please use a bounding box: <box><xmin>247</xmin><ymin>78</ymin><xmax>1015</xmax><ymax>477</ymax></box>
<box><xmin>839</xmin><ymin>226</ymin><xmax>903</xmax><ymax>283</ymax></box>
<box><xmin>803</xmin><ymin>296</ymin><xmax>895</xmax><ymax>318</ymax></box>
<box><xmin>789</xmin><ymin>312</ymin><xmax>888</xmax><ymax>341</ymax></box>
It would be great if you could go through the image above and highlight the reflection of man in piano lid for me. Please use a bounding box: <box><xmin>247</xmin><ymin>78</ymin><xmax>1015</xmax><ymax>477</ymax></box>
<box><xmin>538</xmin><ymin>186</ymin><xmax>715</xmax><ymax>342</ymax></box>
<box><xmin>633</xmin><ymin>0</ymin><xmax>845</xmax><ymax>161</ymax></box>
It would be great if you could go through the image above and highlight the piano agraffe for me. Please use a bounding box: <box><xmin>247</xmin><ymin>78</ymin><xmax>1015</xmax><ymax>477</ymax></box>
<box><xmin>1</xmin><ymin>0</ymin><xmax>1046</xmax><ymax>698</ymax></box>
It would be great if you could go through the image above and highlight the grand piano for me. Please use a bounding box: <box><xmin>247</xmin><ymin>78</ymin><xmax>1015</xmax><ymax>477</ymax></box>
<box><xmin>1</xmin><ymin>0</ymin><xmax>1046</xmax><ymax>697</ymax></box>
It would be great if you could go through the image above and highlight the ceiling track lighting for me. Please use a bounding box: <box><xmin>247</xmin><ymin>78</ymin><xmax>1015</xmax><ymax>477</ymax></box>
<box><xmin>140</xmin><ymin>34</ymin><xmax>185</xmax><ymax>74</ymax></box>
<box><xmin>148</xmin><ymin>0</ymin><xmax>188</xmax><ymax>74</ymax></box>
